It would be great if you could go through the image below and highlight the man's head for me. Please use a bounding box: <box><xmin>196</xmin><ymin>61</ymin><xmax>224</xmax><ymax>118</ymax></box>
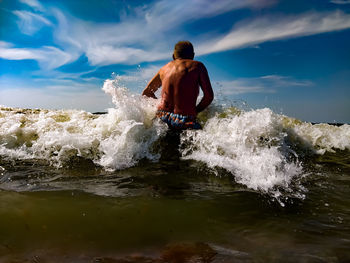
<box><xmin>173</xmin><ymin>41</ymin><xmax>194</xmax><ymax>60</ymax></box>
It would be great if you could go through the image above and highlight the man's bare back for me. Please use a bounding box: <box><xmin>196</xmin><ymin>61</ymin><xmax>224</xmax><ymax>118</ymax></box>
<box><xmin>142</xmin><ymin>59</ymin><xmax>213</xmax><ymax>116</ymax></box>
<box><xmin>142</xmin><ymin>41</ymin><xmax>213</xmax><ymax>129</ymax></box>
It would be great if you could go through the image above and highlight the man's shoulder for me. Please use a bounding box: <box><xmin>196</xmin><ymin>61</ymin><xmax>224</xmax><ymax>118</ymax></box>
<box><xmin>160</xmin><ymin>60</ymin><xmax>205</xmax><ymax>72</ymax></box>
<box><xmin>190</xmin><ymin>60</ymin><xmax>205</xmax><ymax>68</ymax></box>
<box><xmin>192</xmin><ymin>60</ymin><xmax>203</xmax><ymax>64</ymax></box>
<box><xmin>191</xmin><ymin>60</ymin><xmax>207</xmax><ymax>72</ymax></box>
<box><xmin>178</xmin><ymin>60</ymin><xmax>205</xmax><ymax>70</ymax></box>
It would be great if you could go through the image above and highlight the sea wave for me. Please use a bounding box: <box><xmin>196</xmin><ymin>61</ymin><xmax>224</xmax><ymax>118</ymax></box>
<box><xmin>1</xmin><ymin>77</ymin><xmax>349</xmax><ymax>198</ymax></box>
<box><xmin>0</xmin><ymin>77</ymin><xmax>166</xmax><ymax>170</ymax></box>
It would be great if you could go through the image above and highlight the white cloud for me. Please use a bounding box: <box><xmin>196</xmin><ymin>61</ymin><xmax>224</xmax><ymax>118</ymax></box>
<box><xmin>0</xmin><ymin>44</ymin><xmax>42</xmax><ymax>60</ymax></box>
<box><xmin>19</xmin><ymin>0</ymin><xmax>45</xmax><ymax>11</ymax></box>
<box><xmin>145</xmin><ymin>0</ymin><xmax>276</xmax><ymax>30</ymax></box>
<box><xmin>196</xmin><ymin>11</ymin><xmax>350</xmax><ymax>55</ymax></box>
<box><xmin>216</xmin><ymin>80</ymin><xmax>272</xmax><ymax>95</ymax></box>
<box><xmin>51</xmin><ymin>9</ymin><xmax>164</xmax><ymax>66</ymax></box>
<box><xmin>0</xmin><ymin>43</ymin><xmax>78</xmax><ymax>69</ymax></box>
<box><xmin>5</xmin><ymin>1</ymin><xmax>350</xmax><ymax>69</ymax></box>
<box><xmin>53</xmin><ymin>8</ymin><xmax>350</xmax><ymax>67</ymax></box>
<box><xmin>215</xmin><ymin>75</ymin><xmax>312</xmax><ymax>95</ymax></box>
<box><xmin>138</xmin><ymin>65</ymin><xmax>160</xmax><ymax>80</ymax></box>
<box><xmin>0</xmin><ymin>41</ymin><xmax>11</xmax><ymax>48</ymax></box>
<box><xmin>260</xmin><ymin>75</ymin><xmax>313</xmax><ymax>87</ymax></box>
<box><xmin>31</xmin><ymin>69</ymin><xmax>100</xmax><ymax>82</ymax></box>
<box><xmin>13</xmin><ymin>10</ymin><xmax>51</xmax><ymax>35</ymax></box>
<box><xmin>50</xmin><ymin>0</ymin><xmax>276</xmax><ymax>67</ymax></box>
<box><xmin>51</xmin><ymin>9</ymin><xmax>171</xmax><ymax>66</ymax></box>
<box><xmin>86</xmin><ymin>46</ymin><xmax>167</xmax><ymax>66</ymax></box>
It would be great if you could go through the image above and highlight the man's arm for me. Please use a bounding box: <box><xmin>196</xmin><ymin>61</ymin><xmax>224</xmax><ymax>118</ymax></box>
<box><xmin>142</xmin><ymin>72</ymin><xmax>161</xmax><ymax>99</ymax></box>
<box><xmin>196</xmin><ymin>63</ymin><xmax>214</xmax><ymax>113</ymax></box>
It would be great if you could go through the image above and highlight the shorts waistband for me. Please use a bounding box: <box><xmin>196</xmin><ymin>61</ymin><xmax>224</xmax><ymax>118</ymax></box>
<box><xmin>156</xmin><ymin>110</ymin><xmax>196</xmax><ymax>120</ymax></box>
<box><xmin>156</xmin><ymin>110</ymin><xmax>201</xmax><ymax>130</ymax></box>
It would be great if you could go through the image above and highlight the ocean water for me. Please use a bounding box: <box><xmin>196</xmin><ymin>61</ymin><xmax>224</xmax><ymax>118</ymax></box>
<box><xmin>0</xmin><ymin>77</ymin><xmax>350</xmax><ymax>262</ymax></box>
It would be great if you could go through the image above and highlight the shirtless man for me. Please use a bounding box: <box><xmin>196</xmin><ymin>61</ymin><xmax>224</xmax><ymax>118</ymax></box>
<box><xmin>142</xmin><ymin>41</ymin><xmax>214</xmax><ymax>130</ymax></box>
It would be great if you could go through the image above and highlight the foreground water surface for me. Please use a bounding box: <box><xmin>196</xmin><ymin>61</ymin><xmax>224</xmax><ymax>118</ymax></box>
<box><xmin>0</xmin><ymin>153</ymin><xmax>350</xmax><ymax>263</ymax></box>
<box><xmin>1</xmin><ymin>80</ymin><xmax>350</xmax><ymax>262</ymax></box>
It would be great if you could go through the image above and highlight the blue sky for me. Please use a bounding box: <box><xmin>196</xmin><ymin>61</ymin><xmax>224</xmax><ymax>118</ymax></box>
<box><xmin>0</xmin><ymin>0</ymin><xmax>350</xmax><ymax>123</ymax></box>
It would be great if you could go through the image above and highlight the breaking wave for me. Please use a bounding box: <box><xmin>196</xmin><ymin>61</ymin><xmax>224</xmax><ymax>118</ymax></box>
<box><xmin>0</xmin><ymin>76</ymin><xmax>349</xmax><ymax>200</ymax></box>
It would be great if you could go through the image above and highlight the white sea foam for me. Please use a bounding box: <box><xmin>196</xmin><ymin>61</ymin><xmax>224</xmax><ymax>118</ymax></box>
<box><xmin>180</xmin><ymin>108</ymin><xmax>303</xmax><ymax>198</ymax></box>
<box><xmin>0</xmin><ymin>77</ymin><xmax>349</xmax><ymax>197</ymax></box>
<box><xmin>285</xmin><ymin>121</ymin><xmax>350</xmax><ymax>154</ymax></box>
<box><xmin>180</xmin><ymin>107</ymin><xmax>349</xmax><ymax>197</ymax></box>
<box><xmin>0</xmin><ymin>77</ymin><xmax>166</xmax><ymax>170</ymax></box>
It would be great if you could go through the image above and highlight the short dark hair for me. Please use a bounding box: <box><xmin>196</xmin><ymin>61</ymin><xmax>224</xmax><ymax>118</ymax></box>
<box><xmin>173</xmin><ymin>41</ymin><xmax>194</xmax><ymax>59</ymax></box>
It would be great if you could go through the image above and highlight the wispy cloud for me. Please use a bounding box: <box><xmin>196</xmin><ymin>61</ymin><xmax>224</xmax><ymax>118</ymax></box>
<box><xmin>216</xmin><ymin>80</ymin><xmax>273</xmax><ymax>95</ymax></box>
<box><xmin>13</xmin><ymin>10</ymin><xmax>51</xmax><ymax>35</ymax></box>
<box><xmin>49</xmin><ymin>0</ymin><xmax>277</xmax><ymax>67</ymax></box>
<box><xmin>197</xmin><ymin>11</ymin><xmax>350</xmax><ymax>55</ymax></box>
<box><xmin>4</xmin><ymin>0</ymin><xmax>350</xmax><ymax>69</ymax></box>
<box><xmin>216</xmin><ymin>75</ymin><xmax>312</xmax><ymax>95</ymax></box>
<box><xmin>19</xmin><ymin>0</ymin><xmax>45</xmax><ymax>11</ymax></box>
<box><xmin>260</xmin><ymin>75</ymin><xmax>313</xmax><ymax>87</ymax></box>
<box><xmin>51</xmin><ymin>9</ymin><xmax>169</xmax><ymax>66</ymax></box>
<box><xmin>31</xmin><ymin>69</ymin><xmax>100</xmax><ymax>82</ymax></box>
<box><xmin>48</xmin><ymin>8</ymin><xmax>350</xmax><ymax>67</ymax></box>
<box><xmin>0</xmin><ymin>42</ymin><xmax>78</xmax><ymax>69</ymax></box>
<box><xmin>145</xmin><ymin>0</ymin><xmax>276</xmax><ymax>30</ymax></box>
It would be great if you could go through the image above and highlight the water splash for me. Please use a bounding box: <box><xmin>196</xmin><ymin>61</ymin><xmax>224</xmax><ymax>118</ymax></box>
<box><xmin>0</xmin><ymin>77</ymin><xmax>349</xmax><ymax>201</ymax></box>
<box><xmin>0</xmin><ymin>77</ymin><xmax>166</xmax><ymax>170</ymax></box>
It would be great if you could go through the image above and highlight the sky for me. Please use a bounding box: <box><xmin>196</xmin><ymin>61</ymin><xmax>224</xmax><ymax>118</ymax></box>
<box><xmin>0</xmin><ymin>0</ymin><xmax>350</xmax><ymax>123</ymax></box>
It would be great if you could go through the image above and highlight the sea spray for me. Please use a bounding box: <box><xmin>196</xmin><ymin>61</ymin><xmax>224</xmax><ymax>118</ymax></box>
<box><xmin>180</xmin><ymin>108</ymin><xmax>304</xmax><ymax>200</ymax></box>
<box><xmin>98</xmin><ymin>77</ymin><xmax>166</xmax><ymax>169</ymax></box>
<box><xmin>102</xmin><ymin>76</ymin><xmax>159</xmax><ymax>127</ymax></box>
<box><xmin>283</xmin><ymin>120</ymin><xmax>350</xmax><ymax>154</ymax></box>
<box><xmin>1</xmin><ymin>77</ymin><xmax>350</xmax><ymax>199</ymax></box>
<box><xmin>180</xmin><ymin>107</ymin><xmax>350</xmax><ymax>200</ymax></box>
<box><xmin>0</xmin><ymin>77</ymin><xmax>167</xmax><ymax>170</ymax></box>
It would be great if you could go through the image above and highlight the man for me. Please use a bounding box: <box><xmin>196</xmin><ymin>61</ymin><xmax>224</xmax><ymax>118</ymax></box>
<box><xmin>142</xmin><ymin>41</ymin><xmax>214</xmax><ymax>130</ymax></box>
